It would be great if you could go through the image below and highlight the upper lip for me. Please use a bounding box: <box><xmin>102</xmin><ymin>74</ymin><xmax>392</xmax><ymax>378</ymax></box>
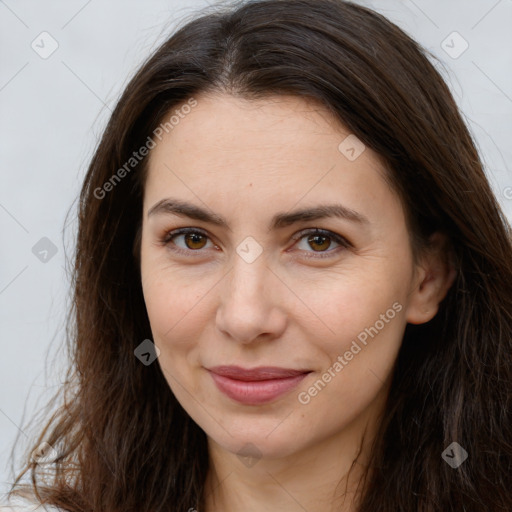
<box><xmin>207</xmin><ymin>365</ymin><xmax>311</xmax><ymax>381</ymax></box>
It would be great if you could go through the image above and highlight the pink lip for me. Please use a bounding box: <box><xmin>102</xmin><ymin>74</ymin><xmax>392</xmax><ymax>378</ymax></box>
<box><xmin>207</xmin><ymin>366</ymin><xmax>311</xmax><ymax>405</ymax></box>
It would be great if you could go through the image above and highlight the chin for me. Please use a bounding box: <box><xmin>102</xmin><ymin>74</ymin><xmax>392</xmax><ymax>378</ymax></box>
<box><xmin>206</xmin><ymin>418</ymin><xmax>309</xmax><ymax>460</ymax></box>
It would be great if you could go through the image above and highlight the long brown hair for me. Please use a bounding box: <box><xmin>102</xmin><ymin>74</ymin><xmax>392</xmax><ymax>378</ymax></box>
<box><xmin>7</xmin><ymin>0</ymin><xmax>512</xmax><ymax>510</ymax></box>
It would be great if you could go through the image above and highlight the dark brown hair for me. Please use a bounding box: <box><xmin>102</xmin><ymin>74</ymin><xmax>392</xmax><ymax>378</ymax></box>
<box><xmin>7</xmin><ymin>0</ymin><xmax>512</xmax><ymax>510</ymax></box>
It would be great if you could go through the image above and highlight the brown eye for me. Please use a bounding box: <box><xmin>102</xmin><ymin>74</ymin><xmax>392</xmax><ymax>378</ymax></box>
<box><xmin>182</xmin><ymin>232</ymin><xmax>208</xmax><ymax>250</ymax></box>
<box><xmin>293</xmin><ymin>228</ymin><xmax>351</xmax><ymax>259</ymax></box>
<box><xmin>161</xmin><ymin>228</ymin><xmax>215</xmax><ymax>256</ymax></box>
<box><xmin>306</xmin><ymin>233</ymin><xmax>332</xmax><ymax>252</ymax></box>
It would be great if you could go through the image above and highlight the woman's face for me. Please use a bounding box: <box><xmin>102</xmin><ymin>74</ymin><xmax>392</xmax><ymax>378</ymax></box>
<box><xmin>140</xmin><ymin>92</ymin><xmax>424</xmax><ymax>459</ymax></box>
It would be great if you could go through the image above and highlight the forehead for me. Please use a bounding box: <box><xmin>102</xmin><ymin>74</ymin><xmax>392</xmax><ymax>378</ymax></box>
<box><xmin>148</xmin><ymin>93</ymin><xmax>353</xmax><ymax>163</ymax></box>
<box><xmin>143</xmin><ymin>92</ymin><xmax>399</xmax><ymax>226</ymax></box>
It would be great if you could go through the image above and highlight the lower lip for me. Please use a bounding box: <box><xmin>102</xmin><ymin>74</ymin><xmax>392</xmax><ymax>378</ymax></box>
<box><xmin>209</xmin><ymin>371</ymin><xmax>310</xmax><ymax>405</ymax></box>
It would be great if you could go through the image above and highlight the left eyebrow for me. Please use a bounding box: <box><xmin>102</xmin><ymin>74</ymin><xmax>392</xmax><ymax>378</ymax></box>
<box><xmin>147</xmin><ymin>198</ymin><xmax>370</xmax><ymax>231</ymax></box>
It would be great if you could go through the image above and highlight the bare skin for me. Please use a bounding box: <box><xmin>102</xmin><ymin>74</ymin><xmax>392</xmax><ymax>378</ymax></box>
<box><xmin>139</xmin><ymin>92</ymin><xmax>455</xmax><ymax>512</ymax></box>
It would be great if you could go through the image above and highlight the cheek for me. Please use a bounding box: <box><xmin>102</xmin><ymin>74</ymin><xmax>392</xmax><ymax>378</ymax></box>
<box><xmin>140</xmin><ymin>267</ymin><xmax>219</xmax><ymax>386</ymax></box>
<box><xmin>141</xmin><ymin>274</ymin><xmax>199</xmax><ymax>368</ymax></box>
<box><xmin>141</xmin><ymin>257</ymin><xmax>211</xmax><ymax>335</ymax></box>
<box><xmin>141</xmin><ymin>277</ymin><xmax>203</xmax><ymax>395</ymax></box>
<box><xmin>295</xmin><ymin>298</ymin><xmax>406</xmax><ymax>428</ymax></box>
<box><xmin>142</xmin><ymin>279</ymin><xmax>180</xmax><ymax>337</ymax></box>
<box><xmin>292</xmin><ymin>266</ymin><xmax>408</xmax><ymax>417</ymax></box>
<box><xmin>316</xmin><ymin>295</ymin><xmax>405</xmax><ymax>383</ymax></box>
<box><xmin>292</xmin><ymin>265</ymin><xmax>407</xmax><ymax>349</ymax></box>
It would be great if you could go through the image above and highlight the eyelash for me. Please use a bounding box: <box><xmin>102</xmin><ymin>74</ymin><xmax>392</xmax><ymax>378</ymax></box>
<box><xmin>159</xmin><ymin>227</ymin><xmax>352</xmax><ymax>259</ymax></box>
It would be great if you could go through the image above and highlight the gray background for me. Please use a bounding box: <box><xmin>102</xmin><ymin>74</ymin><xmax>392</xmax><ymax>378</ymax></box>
<box><xmin>1</xmin><ymin>0</ymin><xmax>511</xmax><ymax>501</ymax></box>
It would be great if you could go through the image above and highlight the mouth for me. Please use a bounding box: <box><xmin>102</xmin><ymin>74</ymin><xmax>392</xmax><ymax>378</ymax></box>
<box><xmin>206</xmin><ymin>365</ymin><xmax>312</xmax><ymax>405</ymax></box>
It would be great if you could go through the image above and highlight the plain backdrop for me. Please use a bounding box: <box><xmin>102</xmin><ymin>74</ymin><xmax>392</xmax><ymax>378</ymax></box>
<box><xmin>1</xmin><ymin>0</ymin><xmax>511</xmax><ymax>501</ymax></box>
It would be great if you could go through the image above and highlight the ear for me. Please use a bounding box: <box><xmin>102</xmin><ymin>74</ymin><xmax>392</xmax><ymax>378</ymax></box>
<box><xmin>405</xmin><ymin>232</ymin><xmax>457</xmax><ymax>325</ymax></box>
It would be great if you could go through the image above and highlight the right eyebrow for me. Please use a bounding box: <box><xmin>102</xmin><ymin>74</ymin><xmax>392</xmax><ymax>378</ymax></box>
<box><xmin>147</xmin><ymin>198</ymin><xmax>370</xmax><ymax>231</ymax></box>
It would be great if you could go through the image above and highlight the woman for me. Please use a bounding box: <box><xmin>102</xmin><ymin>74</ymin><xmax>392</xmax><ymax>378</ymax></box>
<box><xmin>4</xmin><ymin>0</ymin><xmax>512</xmax><ymax>510</ymax></box>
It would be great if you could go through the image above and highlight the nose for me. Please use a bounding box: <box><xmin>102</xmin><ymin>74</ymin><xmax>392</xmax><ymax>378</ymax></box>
<box><xmin>215</xmin><ymin>254</ymin><xmax>287</xmax><ymax>344</ymax></box>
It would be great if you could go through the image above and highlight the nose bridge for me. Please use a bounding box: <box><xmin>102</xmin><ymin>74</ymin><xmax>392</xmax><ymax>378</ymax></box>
<box><xmin>227</xmin><ymin>250</ymin><xmax>271</xmax><ymax>308</ymax></box>
<box><xmin>216</xmin><ymin>249</ymin><xmax>286</xmax><ymax>343</ymax></box>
